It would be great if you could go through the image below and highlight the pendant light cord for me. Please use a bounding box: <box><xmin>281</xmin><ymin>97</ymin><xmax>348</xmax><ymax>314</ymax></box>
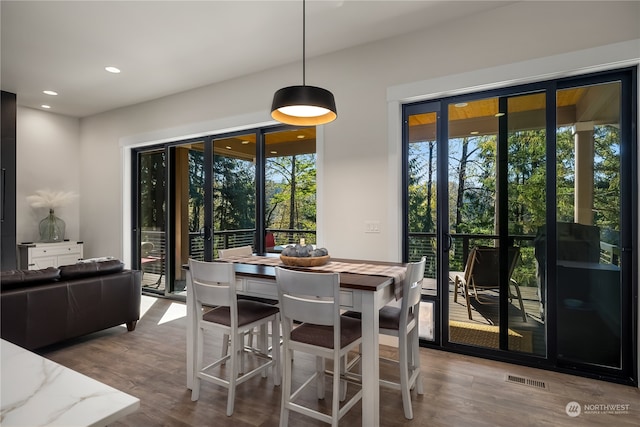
<box><xmin>302</xmin><ymin>0</ymin><xmax>306</xmax><ymax>86</ymax></box>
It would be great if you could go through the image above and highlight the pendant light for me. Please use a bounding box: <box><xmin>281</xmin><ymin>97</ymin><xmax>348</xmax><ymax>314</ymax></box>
<box><xmin>271</xmin><ymin>0</ymin><xmax>337</xmax><ymax>126</ymax></box>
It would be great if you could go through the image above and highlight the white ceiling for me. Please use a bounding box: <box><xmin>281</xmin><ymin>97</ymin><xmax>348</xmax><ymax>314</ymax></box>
<box><xmin>1</xmin><ymin>1</ymin><xmax>511</xmax><ymax>118</ymax></box>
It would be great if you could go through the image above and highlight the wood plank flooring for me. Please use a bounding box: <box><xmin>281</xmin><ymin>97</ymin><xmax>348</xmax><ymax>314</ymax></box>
<box><xmin>38</xmin><ymin>296</ymin><xmax>639</xmax><ymax>427</ymax></box>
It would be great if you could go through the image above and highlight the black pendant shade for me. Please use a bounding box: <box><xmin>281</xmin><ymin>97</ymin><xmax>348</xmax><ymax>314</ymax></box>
<box><xmin>271</xmin><ymin>85</ymin><xmax>337</xmax><ymax>126</ymax></box>
<box><xmin>270</xmin><ymin>0</ymin><xmax>337</xmax><ymax>126</ymax></box>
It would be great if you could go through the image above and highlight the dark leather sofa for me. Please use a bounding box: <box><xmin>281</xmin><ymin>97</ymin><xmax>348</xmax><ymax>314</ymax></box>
<box><xmin>1</xmin><ymin>259</ymin><xmax>141</xmax><ymax>350</ymax></box>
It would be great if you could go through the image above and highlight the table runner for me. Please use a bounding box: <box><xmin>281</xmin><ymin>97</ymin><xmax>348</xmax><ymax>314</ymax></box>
<box><xmin>217</xmin><ymin>255</ymin><xmax>407</xmax><ymax>300</ymax></box>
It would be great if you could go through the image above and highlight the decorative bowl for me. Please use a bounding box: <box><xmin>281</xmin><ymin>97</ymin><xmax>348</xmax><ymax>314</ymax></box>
<box><xmin>279</xmin><ymin>255</ymin><xmax>330</xmax><ymax>267</ymax></box>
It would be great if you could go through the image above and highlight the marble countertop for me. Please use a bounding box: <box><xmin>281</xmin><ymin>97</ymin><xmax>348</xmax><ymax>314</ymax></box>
<box><xmin>1</xmin><ymin>339</ymin><xmax>139</xmax><ymax>426</ymax></box>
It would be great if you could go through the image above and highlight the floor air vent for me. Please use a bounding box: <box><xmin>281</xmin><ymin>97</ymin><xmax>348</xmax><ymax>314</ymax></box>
<box><xmin>505</xmin><ymin>374</ymin><xmax>547</xmax><ymax>390</ymax></box>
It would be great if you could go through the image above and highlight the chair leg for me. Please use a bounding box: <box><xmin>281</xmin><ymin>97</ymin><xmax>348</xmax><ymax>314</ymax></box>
<box><xmin>398</xmin><ymin>333</ymin><xmax>413</xmax><ymax>419</ymax></box>
<box><xmin>316</xmin><ymin>356</ymin><xmax>326</xmax><ymax>399</ymax></box>
<box><xmin>511</xmin><ymin>282</ymin><xmax>527</xmax><ymax>322</ymax></box>
<box><xmin>272</xmin><ymin>317</ymin><xmax>281</xmax><ymax>386</ymax></box>
<box><xmin>259</xmin><ymin>323</ymin><xmax>268</xmax><ymax>378</ymax></box>
<box><xmin>221</xmin><ymin>333</ymin><xmax>229</xmax><ymax>364</ymax></box>
<box><xmin>280</xmin><ymin>342</ymin><xmax>292</xmax><ymax>427</ymax></box>
<box><xmin>339</xmin><ymin>355</ymin><xmax>347</xmax><ymax>401</ymax></box>
<box><xmin>191</xmin><ymin>328</ymin><xmax>203</xmax><ymax>401</ymax></box>
<box><xmin>465</xmin><ymin>281</ymin><xmax>473</xmax><ymax>320</ymax></box>
<box><xmin>411</xmin><ymin>328</ymin><xmax>424</xmax><ymax>395</ymax></box>
<box><xmin>332</xmin><ymin>357</ymin><xmax>341</xmax><ymax>427</ymax></box>
<box><xmin>453</xmin><ymin>276</ymin><xmax>460</xmax><ymax>302</ymax></box>
<box><xmin>226</xmin><ymin>332</ymin><xmax>240</xmax><ymax>416</ymax></box>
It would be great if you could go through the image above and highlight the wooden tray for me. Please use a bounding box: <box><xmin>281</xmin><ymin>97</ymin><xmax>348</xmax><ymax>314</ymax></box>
<box><xmin>280</xmin><ymin>254</ymin><xmax>330</xmax><ymax>267</ymax></box>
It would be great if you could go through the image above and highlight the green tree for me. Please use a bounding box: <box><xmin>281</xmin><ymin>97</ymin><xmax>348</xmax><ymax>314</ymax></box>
<box><xmin>266</xmin><ymin>154</ymin><xmax>316</xmax><ymax>241</ymax></box>
<box><xmin>213</xmin><ymin>155</ymin><xmax>255</xmax><ymax>231</ymax></box>
<box><xmin>140</xmin><ymin>151</ymin><xmax>166</xmax><ymax>230</ymax></box>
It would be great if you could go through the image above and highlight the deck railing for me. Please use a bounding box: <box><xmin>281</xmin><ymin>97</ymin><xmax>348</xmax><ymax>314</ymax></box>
<box><xmin>141</xmin><ymin>229</ymin><xmax>618</xmax><ymax>289</ymax></box>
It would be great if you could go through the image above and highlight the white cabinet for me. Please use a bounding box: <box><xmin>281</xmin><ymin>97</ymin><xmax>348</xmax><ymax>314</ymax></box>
<box><xmin>18</xmin><ymin>241</ymin><xmax>84</xmax><ymax>270</ymax></box>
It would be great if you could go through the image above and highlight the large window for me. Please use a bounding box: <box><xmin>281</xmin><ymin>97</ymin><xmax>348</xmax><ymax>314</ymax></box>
<box><xmin>131</xmin><ymin>125</ymin><xmax>317</xmax><ymax>294</ymax></box>
<box><xmin>403</xmin><ymin>67</ymin><xmax>636</xmax><ymax>384</ymax></box>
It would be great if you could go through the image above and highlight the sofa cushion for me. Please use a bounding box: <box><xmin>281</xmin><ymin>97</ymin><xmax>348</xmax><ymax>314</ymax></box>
<box><xmin>0</xmin><ymin>267</ymin><xmax>61</xmax><ymax>290</ymax></box>
<box><xmin>59</xmin><ymin>259</ymin><xmax>125</xmax><ymax>279</ymax></box>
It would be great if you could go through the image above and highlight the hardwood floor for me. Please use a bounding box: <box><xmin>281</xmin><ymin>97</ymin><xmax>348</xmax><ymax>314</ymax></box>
<box><xmin>39</xmin><ymin>296</ymin><xmax>639</xmax><ymax>427</ymax></box>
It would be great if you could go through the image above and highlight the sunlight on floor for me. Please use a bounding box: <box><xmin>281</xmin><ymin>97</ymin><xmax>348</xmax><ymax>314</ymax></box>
<box><xmin>139</xmin><ymin>295</ymin><xmax>186</xmax><ymax>325</ymax></box>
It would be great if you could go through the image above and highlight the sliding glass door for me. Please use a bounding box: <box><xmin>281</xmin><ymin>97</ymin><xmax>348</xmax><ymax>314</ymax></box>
<box><xmin>443</xmin><ymin>92</ymin><xmax>544</xmax><ymax>355</ymax></box>
<box><xmin>131</xmin><ymin>125</ymin><xmax>318</xmax><ymax>295</ymax></box>
<box><xmin>403</xmin><ymin>67</ymin><xmax>636</xmax><ymax>383</ymax></box>
<box><xmin>553</xmin><ymin>79</ymin><xmax>626</xmax><ymax>369</ymax></box>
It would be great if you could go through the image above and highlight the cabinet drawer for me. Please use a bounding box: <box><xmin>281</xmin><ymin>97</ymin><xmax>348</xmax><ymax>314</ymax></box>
<box><xmin>31</xmin><ymin>246</ymin><xmax>81</xmax><ymax>258</ymax></box>
<box><xmin>30</xmin><ymin>256</ymin><xmax>57</xmax><ymax>270</ymax></box>
<box><xmin>245</xmin><ymin>279</ymin><xmax>278</xmax><ymax>299</ymax></box>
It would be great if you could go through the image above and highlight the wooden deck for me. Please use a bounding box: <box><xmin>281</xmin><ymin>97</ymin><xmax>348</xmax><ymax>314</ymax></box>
<box><xmin>420</xmin><ymin>278</ymin><xmax>545</xmax><ymax>355</ymax></box>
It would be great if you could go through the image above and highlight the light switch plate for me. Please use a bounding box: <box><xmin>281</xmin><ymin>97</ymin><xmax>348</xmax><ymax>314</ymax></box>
<box><xmin>364</xmin><ymin>220</ymin><xmax>380</xmax><ymax>233</ymax></box>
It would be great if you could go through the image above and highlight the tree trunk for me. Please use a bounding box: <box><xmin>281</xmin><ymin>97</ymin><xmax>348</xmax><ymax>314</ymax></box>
<box><xmin>456</xmin><ymin>137</ymin><xmax>469</xmax><ymax>232</ymax></box>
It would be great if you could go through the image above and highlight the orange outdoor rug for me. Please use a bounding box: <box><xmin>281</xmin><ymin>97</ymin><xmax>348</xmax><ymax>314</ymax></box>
<box><xmin>449</xmin><ymin>320</ymin><xmax>533</xmax><ymax>353</ymax></box>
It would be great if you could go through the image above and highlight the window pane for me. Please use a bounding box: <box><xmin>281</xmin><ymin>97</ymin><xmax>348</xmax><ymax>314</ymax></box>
<box><xmin>140</xmin><ymin>150</ymin><xmax>166</xmax><ymax>289</ymax></box>
<box><xmin>213</xmin><ymin>134</ymin><xmax>257</xmax><ymax>254</ymax></box>
<box><xmin>407</xmin><ymin>111</ymin><xmax>437</xmax><ymax>293</ymax></box>
<box><xmin>555</xmin><ymin>82</ymin><xmax>622</xmax><ymax>368</ymax></box>
<box><xmin>265</xmin><ymin>128</ymin><xmax>316</xmax><ymax>250</ymax></box>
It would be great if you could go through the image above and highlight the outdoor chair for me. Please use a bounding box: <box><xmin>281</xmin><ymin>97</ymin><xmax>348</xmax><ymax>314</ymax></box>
<box><xmin>452</xmin><ymin>246</ymin><xmax>526</xmax><ymax>322</ymax></box>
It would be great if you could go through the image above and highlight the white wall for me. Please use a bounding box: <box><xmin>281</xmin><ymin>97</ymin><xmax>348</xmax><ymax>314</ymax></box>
<box><xmin>15</xmin><ymin>1</ymin><xmax>639</xmax><ymax>261</ymax></box>
<box><xmin>16</xmin><ymin>107</ymin><xmax>80</xmax><ymax>244</ymax></box>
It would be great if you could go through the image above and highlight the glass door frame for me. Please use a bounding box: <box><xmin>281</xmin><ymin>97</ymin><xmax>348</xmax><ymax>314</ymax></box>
<box><xmin>131</xmin><ymin>123</ymin><xmax>312</xmax><ymax>296</ymax></box>
<box><xmin>402</xmin><ymin>100</ymin><xmax>442</xmax><ymax>344</ymax></box>
<box><xmin>402</xmin><ymin>66</ymin><xmax>637</xmax><ymax>385</ymax></box>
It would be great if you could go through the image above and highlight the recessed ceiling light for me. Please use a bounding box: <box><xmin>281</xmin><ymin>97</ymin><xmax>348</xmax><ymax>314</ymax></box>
<box><xmin>43</xmin><ymin>90</ymin><xmax>58</xmax><ymax>96</ymax></box>
<box><xmin>470</xmin><ymin>131</ymin><xmax>479</xmax><ymax>135</ymax></box>
<box><xmin>297</xmin><ymin>134</ymin><xmax>305</xmax><ymax>139</ymax></box>
<box><xmin>454</xmin><ymin>102</ymin><xmax>468</xmax><ymax>108</ymax></box>
<box><xmin>241</xmin><ymin>140</ymin><xmax>250</xmax><ymax>145</ymax></box>
<box><xmin>41</xmin><ymin>105</ymin><xmax>51</xmax><ymax>109</ymax></box>
<box><xmin>270</xmin><ymin>150</ymin><xmax>278</xmax><ymax>154</ymax></box>
<box><xmin>495</xmin><ymin>112</ymin><xmax>505</xmax><ymax>117</ymax></box>
<box><xmin>105</xmin><ymin>66</ymin><xmax>121</xmax><ymax>74</ymax></box>
<box><xmin>226</xmin><ymin>146</ymin><xmax>232</xmax><ymax>150</ymax></box>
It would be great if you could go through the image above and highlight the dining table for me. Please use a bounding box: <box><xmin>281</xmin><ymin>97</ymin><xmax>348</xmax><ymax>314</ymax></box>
<box><xmin>185</xmin><ymin>254</ymin><xmax>407</xmax><ymax>427</ymax></box>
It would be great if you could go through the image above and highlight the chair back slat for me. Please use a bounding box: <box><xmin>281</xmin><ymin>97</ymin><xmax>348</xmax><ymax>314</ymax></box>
<box><xmin>404</xmin><ymin>257</ymin><xmax>426</xmax><ymax>308</ymax></box>
<box><xmin>188</xmin><ymin>259</ymin><xmax>235</xmax><ymax>308</ymax></box>
<box><xmin>281</xmin><ymin>294</ymin><xmax>335</xmax><ymax>326</ymax></box>
<box><xmin>275</xmin><ymin>267</ymin><xmax>340</xmax><ymax>327</ymax></box>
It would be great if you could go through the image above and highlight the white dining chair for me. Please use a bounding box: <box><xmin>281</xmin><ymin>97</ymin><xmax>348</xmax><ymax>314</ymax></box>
<box><xmin>344</xmin><ymin>256</ymin><xmax>426</xmax><ymax>419</ymax></box>
<box><xmin>275</xmin><ymin>267</ymin><xmax>362</xmax><ymax>427</ymax></box>
<box><xmin>188</xmin><ymin>258</ymin><xmax>281</xmax><ymax>416</ymax></box>
<box><xmin>217</xmin><ymin>245</ymin><xmax>253</xmax><ymax>258</ymax></box>
<box><xmin>216</xmin><ymin>244</ymin><xmax>277</xmax><ymax>364</ymax></box>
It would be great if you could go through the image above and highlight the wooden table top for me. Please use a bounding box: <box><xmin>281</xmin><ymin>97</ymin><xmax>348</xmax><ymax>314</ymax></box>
<box><xmin>233</xmin><ymin>256</ymin><xmax>402</xmax><ymax>292</ymax></box>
